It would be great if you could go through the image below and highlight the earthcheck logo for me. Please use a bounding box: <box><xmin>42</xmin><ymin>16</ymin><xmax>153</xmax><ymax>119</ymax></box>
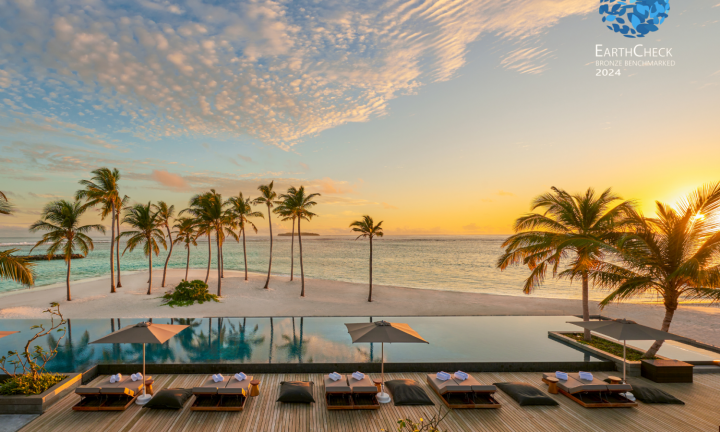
<box><xmin>600</xmin><ymin>0</ymin><xmax>670</xmax><ymax>38</ymax></box>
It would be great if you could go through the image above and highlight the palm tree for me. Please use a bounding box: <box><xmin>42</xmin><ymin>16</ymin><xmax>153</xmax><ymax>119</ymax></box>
<box><xmin>592</xmin><ymin>183</ymin><xmax>720</xmax><ymax>357</ymax></box>
<box><xmin>254</xmin><ymin>182</ymin><xmax>277</xmax><ymax>289</ymax></box>
<box><xmin>281</xmin><ymin>187</ymin><xmax>320</xmax><ymax>297</ymax></box>
<box><xmin>29</xmin><ymin>200</ymin><xmax>105</xmax><ymax>301</ymax></box>
<box><xmin>153</xmin><ymin>201</ymin><xmax>176</xmax><ymax>287</ymax></box>
<box><xmin>75</xmin><ymin>168</ymin><xmax>121</xmax><ymax>293</ymax></box>
<box><xmin>182</xmin><ymin>190</ymin><xmax>233</xmax><ymax>295</ymax></box>
<box><xmin>119</xmin><ymin>202</ymin><xmax>166</xmax><ymax>295</ymax></box>
<box><xmin>115</xmin><ymin>194</ymin><xmax>129</xmax><ymax>288</ymax></box>
<box><xmin>496</xmin><ymin>187</ymin><xmax>635</xmax><ymax>341</ymax></box>
<box><xmin>173</xmin><ymin>217</ymin><xmax>199</xmax><ymax>280</ymax></box>
<box><xmin>350</xmin><ymin>215</ymin><xmax>384</xmax><ymax>302</ymax></box>
<box><xmin>0</xmin><ymin>191</ymin><xmax>35</xmax><ymax>286</ymax></box>
<box><xmin>227</xmin><ymin>193</ymin><xmax>263</xmax><ymax>281</ymax></box>
<box><xmin>274</xmin><ymin>197</ymin><xmax>297</xmax><ymax>281</ymax></box>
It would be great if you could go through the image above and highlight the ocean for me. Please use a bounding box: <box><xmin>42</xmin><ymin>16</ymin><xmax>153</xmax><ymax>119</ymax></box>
<box><xmin>0</xmin><ymin>235</ymin><xmax>644</xmax><ymax>302</ymax></box>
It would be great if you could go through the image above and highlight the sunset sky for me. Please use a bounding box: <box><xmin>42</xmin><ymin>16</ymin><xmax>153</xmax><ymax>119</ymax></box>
<box><xmin>1</xmin><ymin>0</ymin><xmax>719</xmax><ymax>236</ymax></box>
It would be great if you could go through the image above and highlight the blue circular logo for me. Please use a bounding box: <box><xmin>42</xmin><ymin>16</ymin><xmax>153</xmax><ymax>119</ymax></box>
<box><xmin>600</xmin><ymin>0</ymin><xmax>670</xmax><ymax>38</ymax></box>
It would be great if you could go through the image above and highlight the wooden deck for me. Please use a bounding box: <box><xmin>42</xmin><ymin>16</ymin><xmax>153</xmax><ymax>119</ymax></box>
<box><xmin>20</xmin><ymin>372</ymin><xmax>719</xmax><ymax>432</ymax></box>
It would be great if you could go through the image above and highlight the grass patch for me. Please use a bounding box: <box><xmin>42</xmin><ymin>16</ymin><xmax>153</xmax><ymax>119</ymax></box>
<box><xmin>0</xmin><ymin>373</ymin><xmax>66</xmax><ymax>395</ymax></box>
<box><xmin>567</xmin><ymin>333</ymin><xmax>656</xmax><ymax>361</ymax></box>
<box><xmin>161</xmin><ymin>279</ymin><xmax>220</xmax><ymax>307</ymax></box>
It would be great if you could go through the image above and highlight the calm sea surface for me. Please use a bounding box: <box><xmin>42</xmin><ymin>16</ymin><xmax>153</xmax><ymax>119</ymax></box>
<box><xmin>0</xmin><ymin>235</ymin><xmax>647</xmax><ymax>302</ymax></box>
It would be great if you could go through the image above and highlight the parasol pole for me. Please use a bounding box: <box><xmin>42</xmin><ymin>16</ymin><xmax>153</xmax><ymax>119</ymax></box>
<box><xmin>623</xmin><ymin>340</ymin><xmax>626</xmax><ymax>383</ymax></box>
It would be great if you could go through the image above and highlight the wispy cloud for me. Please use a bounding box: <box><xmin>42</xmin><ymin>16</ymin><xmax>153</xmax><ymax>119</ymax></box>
<box><xmin>0</xmin><ymin>0</ymin><xmax>594</xmax><ymax>148</ymax></box>
<box><xmin>500</xmin><ymin>46</ymin><xmax>555</xmax><ymax>74</ymax></box>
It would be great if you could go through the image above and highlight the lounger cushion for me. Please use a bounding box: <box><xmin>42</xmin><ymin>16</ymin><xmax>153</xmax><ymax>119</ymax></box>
<box><xmin>193</xmin><ymin>377</ymin><xmax>222</xmax><ymax>394</ymax></box>
<box><xmin>324</xmin><ymin>375</ymin><xmax>351</xmax><ymax>393</ymax></box>
<box><xmin>427</xmin><ymin>375</ymin><xmax>462</xmax><ymax>394</ymax></box>
<box><xmin>349</xmin><ymin>376</ymin><xmax>377</xmax><ymax>393</ymax></box>
<box><xmin>543</xmin><ymin>373</ymin><xmax>608</xmax><ymax>394</ymax></box>
<box><xmin>384</xmin><ymin>379</ymin><xmax>434</xmax><ymax>406</ymax></box>
<box><xmin>75</xmin><ymin>387</ymin><xmax>102</xmax><ymax>395</ymax></box>
<box><xmin>630</xmin><ymin>385</ymin><xmax>684</xmax><ymax>404</ymax></box>
<box><xmin>277</xmin><ymin>381</ymin><xmax>315</xmax><ymax>403</ymax></box>
<box><xmin>471</xmin><ymin>385</ymin><xmax>497</xmax><ymax>393</ymax></box>
<box><xmin>143</xmin><ymin>389</ymin><xmax>193</xmax><ymax>409</ymax></box>
<box><xmin>218</xmin><ymin>375</ymin><xmax>252</xmax><ymax>395</ymax></box>
<box><xmin>494</xmin><ymin>382</ymin><xmax>559</xmax><ymax>406</ymax></box>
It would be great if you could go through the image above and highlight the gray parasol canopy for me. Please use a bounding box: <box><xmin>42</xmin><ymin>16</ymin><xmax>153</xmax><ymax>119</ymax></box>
<box><xmin>345</xmin><ymin>320</ymin><xmax>428</xmax><ymax>404</ymax></box>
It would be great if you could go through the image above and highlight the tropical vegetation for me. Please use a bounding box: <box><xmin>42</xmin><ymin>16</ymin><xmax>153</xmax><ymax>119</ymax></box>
<box><xmin>153</xmin><ymin>201</ymin><xmax>176</xmax><ymax>287</ymax></box>
<box><xmin>173</xmin><ymin>217</ymin><xmax>199</xmax><ymax>280</ymax></box>
<box><xmin>254</xmin><ymin>181</ymin><xmax>277</xmax><ymax>289</ymax></box>
<box><xmin>496</xmin><ymin>187</ymin><xmax>635</xmax><ymax>341</ymax></box>
<box><xmin>161</xmin><ymin>279</ymin><xmax>219</xmax><ymax>307</ymax></box>
<box><xmin>350</xmin><ymin>215</ymin><xmax>384</xmax><ymax>302</ymax></box>
<box><xmin>29</xmin><ymin>200</ymin><xmax>105</xmax><ymax>301</ymax></box>
<box><xmin>227</xmin><ymin>192</ymin><xmax>263</xmax><ymax>281</ymax></box>
<box><xmin>118</xmin><ymin>202</ymin><xmax>166</xmax><ymax>295</ymax></box>
<box><xmin>0</xmin><ymin>191</ymin><xmax>35</xmax><ymax>286</ymax></box>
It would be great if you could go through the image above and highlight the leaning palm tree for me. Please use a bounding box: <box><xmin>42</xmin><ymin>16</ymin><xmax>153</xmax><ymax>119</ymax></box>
<box><xmin>350</xmin><ymin>215</ymin><xmax>384</xmax><ymax>302</ymax></box>
<box><xmin>226</xmin><ymin>193</ymin><xmax>263</xmax><ymax>281</ymax></box>
<box><xmin>254</xmin><ymin>182</ymin><xmax>277</xmax><ymax>289</ymax></box>
<box><xmin>496</xmin><ymin>187</ymin><xmax>636</xmax><ymax>341</ymax></box>
<box><xmin>0</xmin><ymin>191</ymin><xmax>35</xmax><ymax>285</ymax></box>
<box><xmin>592</xmin><ymin>182</ymin><xmax>720</xmax><ymax>357</ymax></box>
<box><xmin>281</xmin><ymin>187</ymin><xmax>320</xmax><ymax>297</ymax></box>
<box><xmin>29</xmin><ymin>200</ymin><xmax>105</xmax><ymax>301</ymax></box>
<box><xmin>119</xmin><ymin>202</ymin><xmax>166</xmax><ymax>295</ymax></box>
<box><xmin>115</xmin><ymin>194</ymin><xmax>129</xmax><ymax>288</ymax></box>
<box><xmin>76</xmin><ymin>168</ymin><xmax>121</xmax><ymax>294</ymax></box>
<box><xmin>173</xmin><ymin>217</ymin><xmax>199</xmax><ymax>280</ymax></box>
<box><xmin>153</xmin><ymin>201</ymin><xmax>176</xmax><ymax>287</ymax></box>
<box><xmin>181</xmin><ymin>190</ymin><xmax>233</xmax><ymax>295</ymax></box>
<box><xmin>0</xmin><ymin>191</ymin><xmax>13</xmax><ymax>215</ymax></box>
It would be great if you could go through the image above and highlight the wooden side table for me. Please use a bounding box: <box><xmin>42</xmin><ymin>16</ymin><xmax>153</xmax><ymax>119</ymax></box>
<box><xmin>372</xmin><ymin>379</ymin><xmax>382</xmax><ymax>392</ymax></box>
<box><xmin>144</xmin><ymin>379</ymin><xmax>154</xmax><ymax>396</ymax></box>
<box><xmin>607</xmin><ymin>376</ymin><xmax>623</xmax><ymax>385</ymax></box>
<box><xmin>249</xmin><ymin>379</ymin><xmax>261</xmax><ymax>397</ymax></box>
<box><xmin>544</xmin><ymin>377</ymin><xmax>559</xmax><ymax>394</ymax></box>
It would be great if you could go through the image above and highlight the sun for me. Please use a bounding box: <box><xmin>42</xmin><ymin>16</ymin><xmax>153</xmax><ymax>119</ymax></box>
<box><xmin>692</xmin><ymin>214</ymin><xmax>705</xmax><ymax>222</ymax></box>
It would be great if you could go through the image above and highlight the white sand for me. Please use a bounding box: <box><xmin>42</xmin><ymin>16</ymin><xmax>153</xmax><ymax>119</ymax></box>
<box><xmin>1</xmin><ymin>268</ymin><xmax>718</xmax><ymax>345</ymax></box>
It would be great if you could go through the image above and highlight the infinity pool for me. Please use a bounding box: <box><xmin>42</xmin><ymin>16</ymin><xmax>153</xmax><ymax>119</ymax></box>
<box><xmin>0</xmin><ymin>316</ymin><xmax>714</xmax><ymax>373</ymax></box>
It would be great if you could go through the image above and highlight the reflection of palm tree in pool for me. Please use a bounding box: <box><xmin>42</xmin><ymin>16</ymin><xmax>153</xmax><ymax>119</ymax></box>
<box><xmin>269</xmin><ymin>318</ymin><xmax>274</xmax><ymax>364</ymax></box>
<box><xmin>221</xmin><ymin>318</ymin><xmax>265</xmax><ymax>363</ymax></box>
<box><xmin>279</xmin><ymin>317</ymin><xmax>311</xmax><ymax>363</ymax></box>
<box><xmin>46</xmin><ymin>330</ymin><xmax>95</xmax><ymax>372</ymax></box>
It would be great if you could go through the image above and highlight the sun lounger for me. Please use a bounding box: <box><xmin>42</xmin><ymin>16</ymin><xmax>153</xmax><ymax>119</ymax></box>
<box><xmin>426</xmin><ymin>374</ymin><xmax>500</xmax><ymax>408</ymax></box>
<box><xmin>191</xmin><ymin>375</ymin><xmax>251</xmax><ymax>411</ymax></box>
<box><xmin>348</xmin><ymin>374</ymin><xmax>380</xmax><ymax>409</ymax></box>
<box><xmin>324</xmin><ymin>374</ymin><xmax>353</xmax><ymax>409</ymax></box>
<box><xmin>542</xmin><ymin>373</ymin><xmax>636</xmax><ymax>408</ymax></box>
<box><xmin>73</xmin><ymin>375</ymin><xmax>152</xmax><ymax>411</ymax></box>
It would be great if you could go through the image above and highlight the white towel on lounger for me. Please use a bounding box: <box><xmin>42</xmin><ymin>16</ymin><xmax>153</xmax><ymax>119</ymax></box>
<box><xmin>131</xmin><ymin>373</ymin><xmax>143</xmax><ymax>382</ymax></box>
<box><xmin>578</xmin><ymin>371</ymin><xmax>593</xmax><ymax>381</ymax></box>
<box><xmin>351</xmin><ymin>371</ymin><xmax>365</xmax><ymax>381</ymax></box>
<box><xmin>110</xmin><ymin>374</ymin><xmax>122</xmax><ymax>383</ymax></box>
<box><xmin>329</xmin><ymin>372</ymin><xmax>342</xmax><ymax>381</ymax></box>
<box><xmin>234</xmin><ymin>372</ymin><xmax>247</xmax><ymax>382</ymax></box>
<box><xmin>454</xmin><ymin>371</ymin><xmax>468</xmax><ymax>381</ymax></box>
<box><xmin>213</xmin><ymin>374</ymin><xmax>224</xmax><ymax>383</ymax></box>
<box><xmin>555</xmin><ymin>371</ymin><xmax>568</xmax><ymax>381</ymax></box>
<box><xmin>436</xmin><ymin>371</ymin><xmax>451</xmax><ymax>381</ymax></box>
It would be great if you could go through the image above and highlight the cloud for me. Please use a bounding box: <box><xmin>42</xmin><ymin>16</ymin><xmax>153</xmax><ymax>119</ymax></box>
<box><xmin>150</xmin><ymin>169</ymin><xmax>190</xmax><ymax>191</ymax></box>
<box><xmin>298</xmin><ymin>162</ymin><xmax>309</xmax><ymax>171</ymax></box>
<box><xmin>238</xmin><ymin>154</ymin><xmax>253</xmax><ymax>163</ymax></box>
<box><xmin>382</xmin><ymin>202</ymin><xmax>398</xmax><ymax>209</ymax></box>
<box><xmin>0</xmin><ymin>0</ymin><xmax>594</xmax><ymax>148</ymax></box>
<box><xmin>312</xmin><ymin>177</ymin><xmax>356</xmax><ymax>194</ymax></box>
<box><xmin>500</xmin><ymin>46</ymin><xmax>555</xmax><ymax>74</ymax></box>
<box><xmin>496</xmin><ymin>190</ymin><xmax>514</xmax><ymax>197</ymax></box>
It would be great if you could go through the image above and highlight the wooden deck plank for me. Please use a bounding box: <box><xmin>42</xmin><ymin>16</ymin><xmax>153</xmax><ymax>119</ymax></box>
<box><xmin>19</xmin><ymin>372</ymin><xmax>717</xmax><ymax>432</ymax></box>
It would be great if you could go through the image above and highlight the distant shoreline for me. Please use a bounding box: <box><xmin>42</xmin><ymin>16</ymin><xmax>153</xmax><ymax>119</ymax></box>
<box><xmin>278</xmin><ymin>232</ymin><xmax>319</xmax><ymax>236</ymax></box>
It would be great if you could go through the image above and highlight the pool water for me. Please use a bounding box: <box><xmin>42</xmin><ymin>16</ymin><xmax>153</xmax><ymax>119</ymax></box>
<box><xmin>0</xmin><ymin>316</ymin><xmax>714</xmax><ymax>373</ymax></box>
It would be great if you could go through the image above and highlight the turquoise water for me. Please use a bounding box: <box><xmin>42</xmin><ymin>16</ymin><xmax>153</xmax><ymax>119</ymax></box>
<box><xmin>0</xmin><ymin>235</ymin><xmax>649</xmax><ymax>301</ymax></box>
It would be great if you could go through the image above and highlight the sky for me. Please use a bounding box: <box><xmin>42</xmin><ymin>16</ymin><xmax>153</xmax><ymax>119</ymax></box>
<box><xmin>1</xmin><ymin>0</ymin><xmax>719</xmax><ymax>236</ymax></box>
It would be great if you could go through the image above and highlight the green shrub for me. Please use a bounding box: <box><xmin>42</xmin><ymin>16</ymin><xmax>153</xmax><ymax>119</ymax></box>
<box><xmin>161</xmin><ymin>279</ymin><xmax>220</xmax><ymax>307</ymax></box>
<box><xmin>568</xmin><ymin>333</ymin><xmax>656</xmax><ymax>361</ymax></box>
<box><xmin>0</xmin><ymin>373</ymin><xmax>65</xmax><ymax>395</ymax></box>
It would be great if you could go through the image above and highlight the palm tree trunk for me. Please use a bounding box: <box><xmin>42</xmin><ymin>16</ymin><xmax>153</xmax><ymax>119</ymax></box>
<box><xmin>242</xmin><ymin>227</ymin><xmax>248</xmax><ymax>281</ymax></box>
<box><xmin>216</xmin><ymin>234</ymin><xmax>222</xmax><ymax>296</ymax></box>
<box><xmin>147</xmin><ymin>252</ymin><xmax>153</xmax><ymax>295</ymax></box>
<box><xmin>290</xmin><ymin>218</ymin><xmax>295</xmax><ymax>281</ymax></box>
<box><xmin>644</xmin><ymin>305</ymin><xmax>677</xmax><ymax>358</ymax></box>
<box><xmin>368</xmin><ymin>236</ymin><xmax>373</xmax><ymax>302</ymax></box>
<box><xmin>116</xmin><ymin>213</ymin><xmax>122</xmax><ymax>287</ymax></box>
<box><xmin>220</xmin><ymin>242</ymin><xmax>224</xmax><ymax>278</ymax></box>
<box><xmin>66</xmin><ymin>258</ymin><xmax>72</xmax><ymax>301</ymax></box>
<box><xmin>299</xmin><ymin>218</ymin><xmax>305</xmax><ymax>297</ymax></box>
<box><xmin>582</xmin><ymin>272</ymin><xmax>591</xmax><ymax>341</ymax></box>
<box><xmin>264</xmin><ymin>204</ymin><xmax>273</xmax><ymax>289</ymax></box>
<box><xmin>205</xmin><ymin>233</ymin><xmax>211</xmax><ymax>284</ymax></box>
<box><xmin>110</xmin><ymin>202</ymin><xmax>116</xmax><ymax>293</ymax></box>
<box><xmin>185</xmin><ymin>247</ymin><xmax>190</xmax><ymax>280</ymax></box>
<box><xmin>162</xmin><ymin>225</ymin><xmax>173</xmax><ymax>287</ymax></box>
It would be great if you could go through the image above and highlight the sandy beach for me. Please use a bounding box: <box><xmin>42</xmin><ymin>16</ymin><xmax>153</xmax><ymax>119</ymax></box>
<box><xmin>1</xmin><ymin>268</ymin><xmax>718</xmax><ymax>345</ymax></box>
